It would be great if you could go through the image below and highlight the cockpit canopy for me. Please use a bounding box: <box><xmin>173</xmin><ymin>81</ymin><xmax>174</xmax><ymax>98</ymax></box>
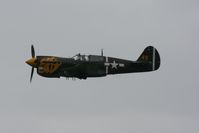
<box><xmin>72</xmin><ymin>54</ymin><xmax>89</xmax><ymax>61</ymax></box>
<box><xmin>72</xmin><ymin>54</ymin><xmax>104</xmax><ymax>62</ymax></box>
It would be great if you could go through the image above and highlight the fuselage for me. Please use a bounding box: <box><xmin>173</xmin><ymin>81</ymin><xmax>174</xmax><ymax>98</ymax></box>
<box><xmin>27</xmin><ymin>55</ymin><xmax>156</xmax><ymax>79</ymax></box>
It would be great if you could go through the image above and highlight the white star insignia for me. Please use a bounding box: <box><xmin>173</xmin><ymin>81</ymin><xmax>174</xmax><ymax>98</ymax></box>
<box><xmin>111</xmin><ymin>61</ymin><xmax>118</xmax><ymax>69</ymax></box>
<box><xmin>104</xmin><ymin>59</ymin><xmax>125</xmax><ymax>72</ymax></box>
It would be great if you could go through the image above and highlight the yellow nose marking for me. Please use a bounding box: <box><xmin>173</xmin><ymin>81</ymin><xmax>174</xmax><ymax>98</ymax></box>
<box><xmin>26</xmin><ymin>58</ymin><xmax>36</xmax><ymax>67</ymax></box>
<box><xmin>39</xmin><ymin>57</ymin><xmax>61</xmax><ymax>74</ymax></box>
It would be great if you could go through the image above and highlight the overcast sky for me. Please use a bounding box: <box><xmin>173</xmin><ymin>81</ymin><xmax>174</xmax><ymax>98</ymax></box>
<box><xmin>0</xmin><ymin>0</ymin><xmax>199</xmax><ymax>133</ymax></box>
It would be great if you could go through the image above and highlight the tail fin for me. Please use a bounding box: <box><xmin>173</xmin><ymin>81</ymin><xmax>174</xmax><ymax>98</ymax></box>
<box><xmin>137</xmin><ymin>46</ymin><xmax>160</xmax><ymax>71</ymax></box>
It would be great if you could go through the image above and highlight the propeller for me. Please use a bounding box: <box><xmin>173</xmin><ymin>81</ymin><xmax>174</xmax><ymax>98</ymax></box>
<box><xmin>26</xmin><ymin>45</ymin><xmax>37</xmax><ymax>82</ymax></box>
<box><xmin>30</xmin><ymin>45</ymin><xmax>35</xmax><ymax>82</ymax></box>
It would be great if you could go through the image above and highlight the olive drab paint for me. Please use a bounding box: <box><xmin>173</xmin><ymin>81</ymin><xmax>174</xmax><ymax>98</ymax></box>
<box><xmin>26</xmin><ymin>45</ymin><xmax>160</xmax><ymax>82</ymax></box>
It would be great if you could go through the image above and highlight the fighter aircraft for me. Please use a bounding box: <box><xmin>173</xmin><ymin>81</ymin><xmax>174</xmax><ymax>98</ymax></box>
<box><xmin>26</xmin><ymin>45</ymin><xmax>160</xmax><ymax>82</ymax></box>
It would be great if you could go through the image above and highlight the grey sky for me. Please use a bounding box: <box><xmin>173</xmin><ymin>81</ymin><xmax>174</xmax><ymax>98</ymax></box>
<box><xmin>0</xmin><ymin>0</ymin><xmax>199</xmax><ymax>133</ymax></box>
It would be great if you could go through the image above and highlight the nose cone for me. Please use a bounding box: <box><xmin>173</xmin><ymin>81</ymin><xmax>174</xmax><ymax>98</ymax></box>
<box><xmin>26</xmin><ymin>58</ymin><xmax>36</xmax><ymax>67</ymax></box>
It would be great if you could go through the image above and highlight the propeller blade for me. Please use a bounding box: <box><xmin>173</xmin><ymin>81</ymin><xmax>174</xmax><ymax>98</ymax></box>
<box><xmin>31</xmin><ymin>45</ymin><xmax>35</xmax><ymax>58</ymax></box>
<box><xmin>30</xmin><ymin>67</ymin><xmax>34</xmax><ymax>82</ymax></box>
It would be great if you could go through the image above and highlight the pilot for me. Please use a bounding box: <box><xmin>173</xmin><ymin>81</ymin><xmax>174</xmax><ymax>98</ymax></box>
<box><xmin>82</xmin><ymin>55</ymin><xmax>86</xmax><ymax>61</ymax></box>
<box><xmin>77</xmin><ymin>53</ymin><xmax>81</xmax><ymax>60</ymax></box>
